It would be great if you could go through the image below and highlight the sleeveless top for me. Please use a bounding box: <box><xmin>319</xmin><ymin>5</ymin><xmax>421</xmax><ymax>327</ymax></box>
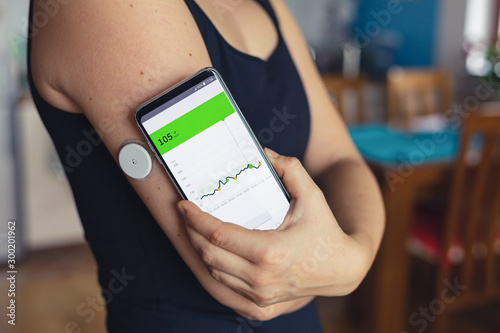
<box><xmin>28</xmin><ymin>0</ymin><xmax>323</xmax><ymax>331</ymax></box>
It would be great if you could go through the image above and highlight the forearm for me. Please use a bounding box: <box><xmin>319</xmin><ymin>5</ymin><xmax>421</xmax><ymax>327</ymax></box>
<box><xmin>315</xmin><ymin>157</ymin><xmax>385</xmax><ymax>270</ymax></box>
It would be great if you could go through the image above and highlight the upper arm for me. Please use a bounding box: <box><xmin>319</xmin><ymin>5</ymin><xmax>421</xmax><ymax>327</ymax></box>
<box><xmin>31</xmin><ymin>0</ymin><xmax>211</xmax><ymax>233</ymax></box>
<box><xmin>269</xmin><ymin>0</ymin><xmax>362</xmax><ymax>177</ymax></box>
<box><xmin>31</xmin><ymin>0</ymin><xmax>218</xmax><ymax>284</ymax></box>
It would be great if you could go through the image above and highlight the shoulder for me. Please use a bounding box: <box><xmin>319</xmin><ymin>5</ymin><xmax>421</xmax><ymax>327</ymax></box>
<box><xmin>30</xmin><ymin>0</ymin><xmax>211</xmax><ymax>114</ymax></box>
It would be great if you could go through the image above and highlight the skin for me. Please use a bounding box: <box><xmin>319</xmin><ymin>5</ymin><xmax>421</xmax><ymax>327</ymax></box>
<box><xmin>30</xmin><ymin>0</ymin><xmax>385</xmax><ymax>321</ymax></box>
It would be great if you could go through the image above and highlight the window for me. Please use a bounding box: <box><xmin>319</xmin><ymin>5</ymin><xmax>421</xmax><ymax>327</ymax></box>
<box><xmin>463</xmin><ymin>0</ymin><xmax>500</xmax><ymax>76</ymax></box>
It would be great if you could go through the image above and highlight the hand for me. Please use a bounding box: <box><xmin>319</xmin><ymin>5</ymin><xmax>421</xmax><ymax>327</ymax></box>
<box><xmin>178</xmin><ymin>148</ymin><xmax>373</xmax><ymax>307</ymax></box>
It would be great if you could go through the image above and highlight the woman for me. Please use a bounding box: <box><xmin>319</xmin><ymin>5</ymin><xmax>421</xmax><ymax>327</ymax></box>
<box><xmin>28</xmin><ymin>0</ymin><xmax>385</xmax><ymax>331</ymax></box>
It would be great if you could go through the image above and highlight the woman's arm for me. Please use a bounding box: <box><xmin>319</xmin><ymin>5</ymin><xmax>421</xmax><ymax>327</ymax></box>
<box><xmin>271</xmin><ymin>0</ymin><xmax>385</xmax><ymax>256</ymax></box>
<box><xmin>180</xmin><ymin>0</ymin><xmax>385</xmax><ymax>315</ymax></box>
<box><xmin>30</xmin><ymin>0</ymin><xmax>296</xmax><ymax>321</ymax></box>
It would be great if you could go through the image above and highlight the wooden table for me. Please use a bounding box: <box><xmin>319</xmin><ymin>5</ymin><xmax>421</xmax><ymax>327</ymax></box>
<box><xmin>347</xmin><ymin>125</ymin><xmax>458</xmax><ymax>333</ymax></box>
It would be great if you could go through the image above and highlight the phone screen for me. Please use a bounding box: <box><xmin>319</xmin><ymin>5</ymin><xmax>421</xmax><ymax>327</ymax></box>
<box><xmin>136</xmin><ymin>68</ymin><xmax>290</xmax><ymax>230</ymax></box>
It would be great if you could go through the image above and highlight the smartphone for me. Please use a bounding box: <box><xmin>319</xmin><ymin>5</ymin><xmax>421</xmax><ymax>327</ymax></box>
<box><xmin>135</xmin><ymin>68</ymin><xmax>290</xmax><ymax>230</ymax></box>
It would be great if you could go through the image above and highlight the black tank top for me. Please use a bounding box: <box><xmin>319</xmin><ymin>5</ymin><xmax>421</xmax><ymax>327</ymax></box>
<box><xmin>28</xmin><ymin>0</ymin><xmax>322</xmax><ymax>332</ymax></box>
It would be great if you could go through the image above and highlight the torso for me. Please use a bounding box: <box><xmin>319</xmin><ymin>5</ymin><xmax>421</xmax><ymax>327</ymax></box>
<box><xmin>28</xmin><ymin>1</ymin><xmax>319</xmax><ymax>330</ymax></box>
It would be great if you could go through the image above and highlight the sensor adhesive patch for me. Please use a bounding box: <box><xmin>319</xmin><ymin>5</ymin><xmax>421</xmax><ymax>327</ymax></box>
<box><xmin>118</xmin><ymin>142</ymin><xmax>153</xmax><ymax>180</ymax></box>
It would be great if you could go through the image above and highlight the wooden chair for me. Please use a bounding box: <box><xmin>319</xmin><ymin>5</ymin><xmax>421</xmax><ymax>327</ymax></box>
<box><xmin>387</xmin><ymin>68</ymin><xmax>453</xmax><ymax>128</ymax></box>
<box><xmin>322</xmin><ymin>75</ymin><xmax>366</xmax><ymax>124</ymax></box>
<box><xmin>407</xmin><ymin>109</ymin><xmax>500</xmax><ymax>332</ymax></box>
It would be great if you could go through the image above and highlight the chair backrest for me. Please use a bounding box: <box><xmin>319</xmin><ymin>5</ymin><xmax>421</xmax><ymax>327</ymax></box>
<box><xmin>440</xmin><ymin>109</ymin><xmax>500</xmax><ymax>302</ymax></box>
<box><xmin>323</xmin><ymin>75</ymin><xmax>365</xmax><ymax>124</ymax></box>
<box><xmin>387</xmin><ymin>68</ymin><xmax>453</xmax><ymax>126</ymax></box>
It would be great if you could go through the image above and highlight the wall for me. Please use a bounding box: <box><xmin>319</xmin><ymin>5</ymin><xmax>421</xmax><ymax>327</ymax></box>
<box><xmin>287</xmin><ymin>0</ymin><xmax>444</xmax><ymax>70</ymax></box>
<box><xmin>286</xmin><ymin>0</ymin><xmax>359</xmax><ymax>48</ymax></box>
<box><xmin>434</xmin><ymin>0</ymin><xmax>468</xmax><ymax>72</ymax></box>
<box><xmin>355</xmin><ymin>0</ymin><xmax>440</xmax><ymax>67</ymax></box>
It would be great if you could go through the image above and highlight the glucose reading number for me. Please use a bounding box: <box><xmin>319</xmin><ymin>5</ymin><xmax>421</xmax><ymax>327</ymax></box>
<box><xmin>158</xmin><ymin>133</ymin><xmax>173</xmax><ymax>146</ymax></box>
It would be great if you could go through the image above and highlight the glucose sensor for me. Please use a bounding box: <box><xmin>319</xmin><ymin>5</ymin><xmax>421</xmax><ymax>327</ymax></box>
<box><xmin>118</xmin><ymin>142</ymin><xmax>153</xmax><ymax>180</ymax></box>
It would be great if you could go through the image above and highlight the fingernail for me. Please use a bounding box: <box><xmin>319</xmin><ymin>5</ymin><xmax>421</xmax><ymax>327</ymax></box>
<box><xmin>177</xmin><ymin>202</ymin><xmax>186</xmax><ymax>217</ymax></box>
<box><xmin>264</xmin><ymin>147</ymin><xmax>279</xmax><ymax>158</ymax></box>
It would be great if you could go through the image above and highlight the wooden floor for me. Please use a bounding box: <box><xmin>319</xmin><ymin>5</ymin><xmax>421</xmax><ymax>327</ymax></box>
<box><xmin>0</xmin><ymin>244</ymin><xmax>498</xmax><ymax>333</ymax></box>
<box><xmin>0</xmin><ymin>244</ymin><xmax>106</xmax><ymax>333</ymax></box>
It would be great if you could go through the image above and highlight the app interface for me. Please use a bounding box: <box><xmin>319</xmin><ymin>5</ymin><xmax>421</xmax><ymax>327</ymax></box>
<box><xmin>141</xmin><ymin>75</ymin><xmax>289</xmax><ymax>230</ymax></box>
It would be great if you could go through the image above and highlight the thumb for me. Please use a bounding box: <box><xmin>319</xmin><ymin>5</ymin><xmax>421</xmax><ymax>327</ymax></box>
<box><xmin>264</xmin><ymin>148</ymin><xmax>318</xmax><ymax>199</ymax></box>
<box><xmin>177</xmin><ymin>199</ymin><xmax>217</xmax><ymax>226</ymax></box>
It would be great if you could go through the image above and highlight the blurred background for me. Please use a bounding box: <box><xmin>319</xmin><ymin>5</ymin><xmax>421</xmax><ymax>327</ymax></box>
<box><xmin>1</xmin><ymin>0</ymin><xmax>500</xmax><ymax>332</ymax></box>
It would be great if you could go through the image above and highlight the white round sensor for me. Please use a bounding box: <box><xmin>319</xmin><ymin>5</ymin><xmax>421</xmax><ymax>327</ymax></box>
<box><xmin>118</xmin><ymin>143</ymin><xmax>153</xmax><ymax>180</ymax></box>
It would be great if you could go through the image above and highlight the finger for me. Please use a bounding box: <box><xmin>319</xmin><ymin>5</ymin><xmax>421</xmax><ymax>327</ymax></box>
<box><xmin>264</xmin><ymin>148</ymin><xmax>319</xmax><ymax>199</ymax></box>
<box><xmin>186</xmin><ymin>230</ymin><xmax>273</xmax><ymax>308</ymax></box>
<box><xmin>211</xmin><ymin>266</ymin><xmax>286</xmax><ymax>307</ymax></box>
<box><xmin>208</xmin><ymin>267</ymin><xmax>255</xmax><ymax>300</ymax></box>
<box><xmin>178</xmin><ymin>200</ymin><xmax>271</xmax><ymax>262</ymax></box>
<box><xmin>185</xmin><ymin>223</ymin><xmax>255</xmax><ymax>280</ymax></box>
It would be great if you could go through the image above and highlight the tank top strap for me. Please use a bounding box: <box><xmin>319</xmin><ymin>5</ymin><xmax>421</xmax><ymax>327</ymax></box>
<box><xmin>183</xmin><ymin>0</ymin><xmax>210</xmax><ymax>41</ymax></box>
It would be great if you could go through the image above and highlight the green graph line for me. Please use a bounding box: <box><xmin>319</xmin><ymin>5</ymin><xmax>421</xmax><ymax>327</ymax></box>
<box><xmin>200</xmin><ymin>162</ymin><xmax>262</xmax><ymax>200</ymax></box>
